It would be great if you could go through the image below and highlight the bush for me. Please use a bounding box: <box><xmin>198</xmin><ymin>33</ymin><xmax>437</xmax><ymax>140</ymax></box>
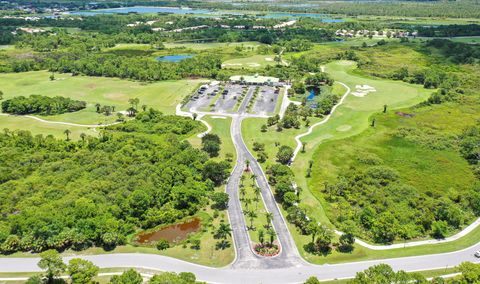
<box><xmin>156</xmin><ymin>239</ymin><xmax>170</xmax><ymax>250</ymax></box>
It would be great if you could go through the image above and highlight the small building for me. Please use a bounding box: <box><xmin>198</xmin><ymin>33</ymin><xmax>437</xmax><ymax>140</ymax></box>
<box><xmin>230</xmin><ymin>74</ymin><xmax>280</xmax><ymax>86</ymax></box>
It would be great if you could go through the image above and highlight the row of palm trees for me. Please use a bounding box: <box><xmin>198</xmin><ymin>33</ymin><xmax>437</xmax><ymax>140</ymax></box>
<box><xmin>239</xmin><ymin>169</ymin><xmax>278</xmax><ymax>248</ymax></box>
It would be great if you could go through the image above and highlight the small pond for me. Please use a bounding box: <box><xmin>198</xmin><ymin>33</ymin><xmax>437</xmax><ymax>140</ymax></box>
<box><xmin>156</xmin><ymin>54</ymin><xmax>194</xmax><ymax>62</ymax></box>
<box><xmin>136</xmin><ymin>218</ymin><xmax>201</xmax><ymax>244</ymax></box>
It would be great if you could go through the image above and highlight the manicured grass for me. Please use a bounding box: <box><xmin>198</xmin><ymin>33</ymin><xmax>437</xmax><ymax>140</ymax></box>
<box><xmin>222</xmin><ymin>54</ymin><xmax>278</xmax><ymax>69</ymax></box>
<box><xmin>0</xmin><ymin>71</ymin><xmax>203</xmax><ymax>138</ymax></box>
<box><xmin>242</xmin><ymin>60</ymin><xmax>456</xmax><ymax>263</ymax></box>
<box><xmin>164</xmin><ymin>41</ymin><xmax>263</xmax><ymax>50</ymax></box>
<box><xmin>188</xmin><ymin>116</ymin><xmax>236</xmax><ymax>162</ymax></box>
<box><xmin>0</xmin><ymin>115</ymin><xmax>98</xmax><ymax>141</ymax></box>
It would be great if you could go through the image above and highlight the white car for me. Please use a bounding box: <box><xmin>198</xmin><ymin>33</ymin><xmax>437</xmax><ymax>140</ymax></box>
<box><xmin>474</xmin><ymin>250</ymin><xmax>480</xmax><ymax>258</ymax></box>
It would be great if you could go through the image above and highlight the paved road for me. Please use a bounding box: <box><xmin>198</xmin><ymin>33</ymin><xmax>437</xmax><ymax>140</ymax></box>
<box><xmin>3</xmin><ymin>83</ymin><xmax>480</xmax><ymax>283</ymax></box>
<box><xmin>1</xmin><ymin>243</ymin><xmax>479</xmax><ymax>283</ymax></box>
<box><xmin>227</xmin><ymin>86</ymin><xmax>304</xmax><ymax>269</ymax></box>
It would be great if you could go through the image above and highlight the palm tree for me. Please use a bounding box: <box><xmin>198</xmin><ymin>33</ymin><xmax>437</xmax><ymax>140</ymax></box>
<box><xmin>240</xmin><ymin>175</ymin><xmax>246</xmax><ymax>186</ymax></box>
<box><xmin>258</xmin><ymin>229</ymin><xmax>265</xmax><ymax>245</ymax></box>
<box><xmin>245</xmin><ymin>160</ymin><xmax>250</xmax><ymax>171</ymax></box>
<box><xmin>244</xmin><ymin>198</ymin><xmax>251</xmax><ymax>211</ymax></box>
<box><xmin>95</xmin><ymin>103</ymin><xmax>101</xmax><ymax>113</ymax></box>
<box><xmin>267</xmin><ymin>228</ymin><xmax>276</xmax><ymax>246</ymax></box>
<box><xmin>80</xmin><ymin>133</ymin><xmax>86</xmax><ymax>143</ymax></box>
<box><xmin>142</xmin><ymin>104</ymin><xmax>147</xmax><ymax>111</ymax></box>
<box><xmin>265</xmin><ymin>212</ymin><xmax>273</xmax><ymax>229</ymax></box>
<box><xmin>240</xmin><ymin>186</ymin><xmax>246</xmax><ymax>201</ymax></box>
<box><xmin>215</xmin><ymin>222</ymin><xmax>232</xmax><ymax>249</ymax></box>
<box><xmin>192</xmin><ymin>113</ymin><xmax>198</xmax><ymax>121</ymax></box>
<box><xmin>63</xmin><ymin>129</ymin><xmax>71</xmax><ymax>141</ymax></box>
<box><xmin>253</xmin><ymin>186</ymin><xmax>261</xmax><ymax>209</ymax></box>
<box><xmin>301</xmin><ymin>142</ymin><xmax>307</xmax><ymax>153</ymax></box>
<box><xmin>247</xmin><ymin>210</ymin><xmax>257</xmax><ymax>230</ymax></box>
<box><xmin>250</xmin><ymin>174</ymin><xmax>257</xmax><ymax>186</ymax></box>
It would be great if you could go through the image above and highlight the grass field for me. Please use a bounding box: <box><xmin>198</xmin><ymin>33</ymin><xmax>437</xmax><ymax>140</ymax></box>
<box><xmin>242</xmin><ymin>60</ymin><xmax>444</xmax><ymax>263</ymax></box>
<box><xmin>0</xmin><ymin>71</ymin><xmax>203</xmax><ymax>138</ymax></box>
<box><xmin>164</xmin><ymin>41</ymin><xmax>263</xmax><ymax>50</ymax></box>
<box><xmin>222</xmin><ymin>54</ymin><xmax>278</xmax><ymax>69</ymax></box>
<box><xmin>188</xmin><ymin>116</ymin><xmax>236</xmax><ymax>162</ymax></box>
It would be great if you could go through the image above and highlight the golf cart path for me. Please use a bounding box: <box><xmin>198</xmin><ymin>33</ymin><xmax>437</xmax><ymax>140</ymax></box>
<box><xmin>291</xmin><ymin>82</ymin><xmax>351</xmax><ymax>161</ymax></box>
<box><xmin>0</xmin><ymin>113</ymin><xmax>121</xmax><ymax>128</ymax></box>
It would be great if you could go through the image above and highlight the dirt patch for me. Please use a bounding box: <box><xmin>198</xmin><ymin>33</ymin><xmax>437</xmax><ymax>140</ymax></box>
<box><xmin>395</xmin><ymin>111</ymin><xmax>415</xmax><ymax>118</ymax></box>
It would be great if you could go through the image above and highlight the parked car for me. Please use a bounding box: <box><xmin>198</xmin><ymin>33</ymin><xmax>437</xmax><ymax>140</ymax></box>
<box><xmin>475</xmin><ymin>250</ymin><xmax>480</xmax><ymax>258</ymax></box>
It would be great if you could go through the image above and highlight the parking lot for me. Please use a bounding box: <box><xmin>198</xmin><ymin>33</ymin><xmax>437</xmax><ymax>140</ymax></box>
<box><xmin>251</xmin><ymin>86</ymin><xmax>281</xmax><ymax>115</ymax></box>
<box><xmin>184</xmin><ymin>84</ymin><xmax>220</xmax><ymax>111</ymax></box>
<box><xmin>184</xmin><ymin>82</ymin><xmax>280</xmax><ymax>116</ymax></box>
<box><xmin>213</xmin><ymin>84</ymin><xmax>251</xmax><ymax>113</ymax></box>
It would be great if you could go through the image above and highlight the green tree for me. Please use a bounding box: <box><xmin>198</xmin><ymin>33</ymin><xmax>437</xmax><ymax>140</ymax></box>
<box><xmin>211</xmin><ymin>192</ymin><xmax>229</xmax><ymax>210</ymax></box>
<box><xmin>215</xmin><ymin>222</ymin><xmax>232</xmax><ymax>250</ymax></box>
<box><xmin>306</xmin><ymin>221</ymin><xmax>320</xmax><ymax>243</ymax></box>
<box><xmin>276</xmin><ymin>145</ymin><xmax>294</xmax><ymax>164</ymax></box>
<box><xmin>63</xmin><ymin>129</ymin><xmax>71</xmax><ymax>141</ymax></box>
<box><xmin>258</xmin><ymin>229</ymin><xmax>265</xmax><ymax>244</ymax></box>
<box><xmin>304</xmin><ymin>276</ymin><xmax>321</xmax><ymax>284</ymax></box>
<box><xmin>67</xmin><ymin>258</ymin><xmax>99</xmax><ymax>284</ymax></box>
<box><xmin>38</xmin><ymin>249</ymin><xmax>66</xmax><ymax>283</ymax></box>
<box><xmin>109</xmin><ymin>269</ymin><xmax>142</xmax><ymax>284</ymax></box>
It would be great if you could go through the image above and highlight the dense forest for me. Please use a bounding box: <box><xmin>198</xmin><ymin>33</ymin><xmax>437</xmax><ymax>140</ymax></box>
<box><xmin>1</xmin><ymin>95</ymin><xmax>86</xmax><ymax>115</ymax></box>
<box><xmin>0</xmin><ymin>111</ymin><xmax>231</xmax><ymax>253</ymax></box>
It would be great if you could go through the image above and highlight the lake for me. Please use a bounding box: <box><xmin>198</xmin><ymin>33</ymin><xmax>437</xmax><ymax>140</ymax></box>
<box><xmin>261</xmin><ymin>12</ymin><xmax>344</xmax><ymax>22</ymax></box>
<box><xmin>69</xmin><ymin>6</ymin><xmax>211</xmax><ymax>16</ymax></box>
<box><xmin>156</xmin><ymin>54</ymin><xmax>194</xmax><ymax>62</ymax></box>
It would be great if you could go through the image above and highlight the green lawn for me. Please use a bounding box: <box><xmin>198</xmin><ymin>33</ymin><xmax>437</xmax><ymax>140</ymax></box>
<box><xmin>222</xmin><ymin>54</ymin><xmax>278</xmax><ymax>69</ymax></box>
<box><xmin>164</xmin><ymin>41</ymin><xmax>263</xmax><ymax>51</ymax></box>
<box><xmin>0</xmin><ymin>71</ymin><xmax>203</xmax><ymax>138</ymax></box>
<box><xmin>188</xmin><ymin>116</ymin><xmax>236</xmax><ymax>162</ymax></box>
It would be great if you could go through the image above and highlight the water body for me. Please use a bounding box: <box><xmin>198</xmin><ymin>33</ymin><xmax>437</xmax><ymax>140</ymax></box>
<box><xmin>136</xmin><ymin>218</ymin><xmax>201</xmax><ymax>244</ymax></box>
<box><xmin>261</xmin><ymin>12</ymin><xmax>344</xmax><ymax>22</ymax></box>
<box><xmin>69</xmin><ymin>6</ymin><xmax>211</xmax><ymax>16</ymax></box>
<box><xmin>156</xmin><ymin>54</ymin><xmax>194</xmax><ymax>62</ymax></box>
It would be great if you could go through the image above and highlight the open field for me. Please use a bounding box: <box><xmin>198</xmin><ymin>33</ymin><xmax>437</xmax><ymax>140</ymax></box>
<box><xmin>0</xmin><ymin>71</ymin><xmax>203</xmax><ymax>138</ymax></box>
<box><xmin>0</xmin><ymin>115</ymin><xmax>98</xmax><ymax>141</ymax></box>
<box><xmin>164</xmin><ymin>41</ymin><xmax>263</xmax><ymax>50</ymax></box>
<box><xmin>222</xmin><ymin>54</ymin><xmax>278</xmax><ymax>69</ymax></box>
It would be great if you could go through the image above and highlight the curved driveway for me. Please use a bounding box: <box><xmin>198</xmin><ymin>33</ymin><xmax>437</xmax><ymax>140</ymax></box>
<box><xmin>2</xmin><ymin>84</ymin><xmax>480</xmax><ymax>283</ymax></box>
<box><xmin>227</xmin><ymin>86</ymin><xmax>304</xmax><ymax>269</ymax></box>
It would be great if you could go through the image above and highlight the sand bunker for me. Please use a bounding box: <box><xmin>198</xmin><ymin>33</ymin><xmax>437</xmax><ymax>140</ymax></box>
<box><xmin>265</xmin><ymin>57</ymin><xmax>273</xmax><ymax>61</ymax></box>
<box><xmin>211</xmin><ymin>116</ymin><xmax>227</xmax><ymax>119</ymax></box>
<box><xmin>351</xmin><ymin>85</ymin><xmax>376</xmax><ymax>97</ymax></box>
<box><xmin>247</xmin><ymin>63</ymin><xmax>261</xmax><ymax>67</ymax></box>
